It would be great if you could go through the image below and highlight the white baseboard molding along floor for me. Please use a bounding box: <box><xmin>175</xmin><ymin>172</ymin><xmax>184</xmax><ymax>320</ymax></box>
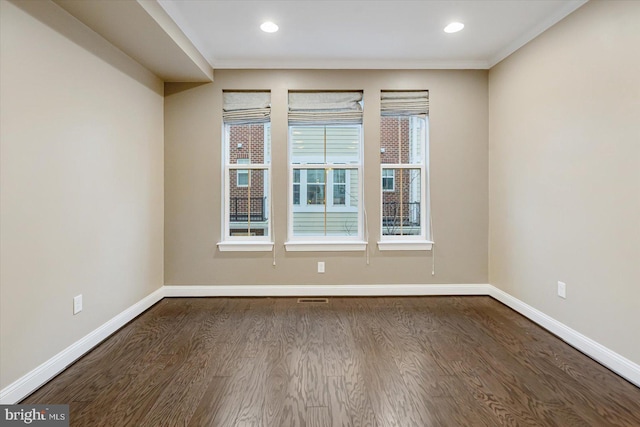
<box><xmin>0</xmin><ymin>287</ymin><xmax>165</xmax><ymax>405</ymax></box>
<box><xmin>2</xmin><ymin>283</ymin><xmax>638</xmax><ymax>404</ymax></box>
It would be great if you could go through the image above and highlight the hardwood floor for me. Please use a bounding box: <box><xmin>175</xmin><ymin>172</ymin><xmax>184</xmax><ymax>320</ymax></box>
<box><xmin>23</xmin><ymin>296</ymin><xmax>640</xmax><ymax>426</ymax></box>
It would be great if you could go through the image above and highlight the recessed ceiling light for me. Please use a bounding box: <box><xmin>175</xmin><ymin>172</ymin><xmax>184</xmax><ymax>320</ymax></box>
<box><xmin>444</xmin><ymin>22</ymin><xmax>464</xmax><ymax>33</ymax></box>
<box><xmin>260</xmin><ymin>21</ymin><xmax>279</xmax><ymax>33</ymax></box>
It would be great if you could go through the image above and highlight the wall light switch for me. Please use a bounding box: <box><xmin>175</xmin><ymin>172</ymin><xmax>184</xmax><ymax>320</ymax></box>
<box><xmin>557</xmin><ymin>281</ymin><xmax>566</xmax><ymax>299</ymax></box>
<box><xmin>73</xmin><ymin>294</ymin><xmax>83</xmax><ymax>314</ymax></box>
<box><xmin>318</xmin><ymin>261</ymin><xmax>325</xmax><ymax>273</ymax></box>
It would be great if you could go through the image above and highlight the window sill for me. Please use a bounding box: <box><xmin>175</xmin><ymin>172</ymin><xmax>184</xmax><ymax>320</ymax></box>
<box><xmin>285</xmin><ymin>241</ymin><xmax>368</xmax><ymax>252</ymax></box>
<box><xmin>377</xmin><ymin>240</ymin><xmax>433</xmax><ymax>251</ymax></box>
<box><xmin>217</xmin><ymin>241</ymin><xmax>274</xmax><ymax>252</ymax></box>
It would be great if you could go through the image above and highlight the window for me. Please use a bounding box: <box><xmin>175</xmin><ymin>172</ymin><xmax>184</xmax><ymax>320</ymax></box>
<box><xmin>382</xmin><ymin>169</ymin><xmax>395</xmax><ymax>192</ymax></box>
<box><xmin>286</xmin><ymin>92</ymin><xmax>365</xmax><ymax>251</ymax></box>
<box><xmin>236</xmin><ymin>158</ymin><xmax>249</xmax><ymax>187</ymax></box>
<box><xmin>218</xmin><ymin>92</ymin><xmax>273</xmax><ymax>251</ymax></box>
<box><xmin>293</xmin><ymin>169</ymin><xmax>301</xmax><ymax>205</ymax></box>
<box><xmin>306</xmin><ymin>169</ymin><xmax>325</xmax><ymax>205</ymax></box>
<box><xmin>333</xmin><ymin>169</ymin><xmax>346</xmax><ymax>205</ymax></box>
<box><xmin>379</xmin><ymin>91</ymin><xmax>432</xmax><ymax>250</ymax></box>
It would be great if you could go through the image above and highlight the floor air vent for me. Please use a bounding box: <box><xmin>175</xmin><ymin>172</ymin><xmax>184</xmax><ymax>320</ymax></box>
<box><xmin>297</xmin><ymin>298</ymin><xmax>329</xmax><ymax>304</ymax></box>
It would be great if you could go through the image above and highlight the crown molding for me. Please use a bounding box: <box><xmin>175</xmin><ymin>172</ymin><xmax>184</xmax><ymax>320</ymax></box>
<box><xmin>211</xmin><ymin>58</ymin><xmax>491</xmax><ymax>70</ymax></box>
<box><xmin>488</xmin><ymin>0</ymin><xmax>588</xmax><ymax>68</ymax></box>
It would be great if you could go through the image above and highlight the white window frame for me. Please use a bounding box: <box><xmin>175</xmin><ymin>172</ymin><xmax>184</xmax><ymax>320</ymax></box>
<box><xmin>378</xmin><ymin>116</ymin><xmax>432</xmax><ymax>251</ymax></box>
<box><xmin>286</xmin><ymin>125</ymin><xmax>366</xmax><ymax>252</ymax></box>
<box><xmin>218</xmin><ymin>122</ymin><xmax>273</xmax><ymax>252</ymax></box>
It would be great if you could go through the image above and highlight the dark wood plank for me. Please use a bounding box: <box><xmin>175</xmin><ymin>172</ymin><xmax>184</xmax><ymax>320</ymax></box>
<box><xmin>22</xmin><ymin>296</ymin><xmax>640</xmax><ymax>427</ymax></box>
<box><xmin>187</xmin><ymin>376</ymin><xmax>230</xmax><ymax>427</ymax></box>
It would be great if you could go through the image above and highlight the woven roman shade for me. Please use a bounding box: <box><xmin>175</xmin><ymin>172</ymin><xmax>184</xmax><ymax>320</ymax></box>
<box><xmin>223</xmin><ymin>91</ymin><xmax>271</xmax><ymax>124</ymax></box>
<box><xmin>288</xmin><ymin>91</ymin><xmax>363</xmax><ymax>125</ymax></box>
<box><xmin>380</xmin><ymin>91</ymin><xmax>429</xmax><ymax>116</ymax></box>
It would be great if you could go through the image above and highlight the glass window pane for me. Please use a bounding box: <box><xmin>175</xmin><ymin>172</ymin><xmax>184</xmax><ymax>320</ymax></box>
<box><xmin>291</xmin><ymin>126</ymin><xmax>360</xmax><ymax>164</ymax></box>
<box><xmin>291</xmin><ymin>127</ymin><xmax>325</xmax><ymax>164</ymax></box>
<box><xmin>333</xmin><ymin>184</ymin><xmax>346</xmax><ymax>205</ymax></box>
<box><xmin>380</xmin><ymin>116</ymin><xmax>406</xmax><ymax>164</ymax></box>
<box><xmin>348</xmin><ymin>170</ymin><xmax>359</xmax><ymax>207</ymax></box>
<box><xmin>307</xmin><ymin>169</ymin><xmax>325</xmax><ymax>184</ymax></box>
<box><xmin>380</xmin><ymin>116</ymin><xmax>424</xmax><ymax>165</ymax></box>
<box><xmin>289</xmin><ymin>122</ymin><xmax>361</xmax><ymax>240</ymax></box>
<box><xmin>229</xmin><ymin>123</ymin><xmax>270</xmax><ymax>164</ymax></box>
<box><xmin>382</xmin><ymin>168</ymin><xmax>421</xmax><ymax>236</ymax></box>
<box><xmin>382</xmin><ymin>169</ymin><xmax>395</xmax><ymax>191</ymax></box>
<box><xmin>306</xmin><ymin>168</ymin><xmax>325</xmax><ymax>205</ymax></box>
<box><xmin>292</xmin><ymin>169</ymin><xmax>301</xmax><ymax>205</ymax></box>
<box><xmin>325</xmin><ymin>127</ymin><xmax>360</xmax><ymax>164</ymax></box>
<box><xmin>236</xmin><ymin>158</ymin><xmax>250</xmax><ymax>187</ymax></box>
<box><xmin>307</xmin><ymin>184</ymin><xmax>325</xmax><ymax>205</ymax></box>
<box><xmin>227</xmin><ymin>168</ymin><xmax>269</xmax><ymax>237</ymax></box>
<box><xmin>292</xmin><ymin>168</ymin><xmax>359</xmax><ymax>237</ymax></box>
<box><xmin>293</xmin><ymin>185</ymin><xmax>300</xmax><ymax>205</ymax></box>
<box><xmin>237</xmin><ymin>172</ymin><xmax>248</xmax><ymax>187</ymax></box>
<box><xmin>333</xmin><ymin>169</ymin><xmax>346</xmax><ymax>205</ymax></box>
<box><xmin>325</xmin><ymin>211</ymin><xmax>358</xmax><ymax>236</ymax></box>
<box><xmin>407</xmin><ymin>116</ymin><xmax>424</xmax><ymax>165</ymax></box>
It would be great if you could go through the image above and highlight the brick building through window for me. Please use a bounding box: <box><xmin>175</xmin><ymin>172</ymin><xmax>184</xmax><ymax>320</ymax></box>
<box><xmin>227</xmin><ymin>123</ymin><xmax>269</xmax><ymax>236</ymax></box>
<box><xmin>380</xmin><ymin>116</ymin><xmax>424</xmax><ymax>236</ymax></box>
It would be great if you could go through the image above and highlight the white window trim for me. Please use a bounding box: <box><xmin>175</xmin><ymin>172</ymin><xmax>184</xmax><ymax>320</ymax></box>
<box><xmin>379</xmin><ymin>116</ymin><xmax>431</xmax><ymax>250</ymax></box>
<box><xmin>218</xmin><ymin>241</ymin><xmax>274</xmax><ymax>252</ymax></box>
<box><xmin>285</xmin><ymin>240</ymin><xmax>368</xmax><ymax>252</ymax></box>
<box><xmin>287</xmin><ymin>125</ymin><xmax>364</xmax><ymax>246</ymax></box>
<box><xmin>219</xmin><ymin>122</ymin><xmax>273</xmax><ymax>251</ymax></box>
<box><xmin>377</xmin><ymin>240</ymin><xmax>433</xmax><ymax>251</ymax></box>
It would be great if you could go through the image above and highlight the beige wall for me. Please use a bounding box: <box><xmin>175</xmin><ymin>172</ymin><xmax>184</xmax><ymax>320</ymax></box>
<box><xmin>165</xmin><ymin>69</ymin><xmax>488</xmax><ymax>285</ymax></box>
<box><xmin>0</xmin><ymin>0</ymin><xmax>164</xmax><ymax>388</ymax></box>
<box><xmin>2</xmin><ymin>0</ymin><xmax>636</xmax><ymax>396</ymax></box>
<box><xmin>489</xmin><ymin>0</ymin><xmax>640</xmax><ymax>364</ymax></box>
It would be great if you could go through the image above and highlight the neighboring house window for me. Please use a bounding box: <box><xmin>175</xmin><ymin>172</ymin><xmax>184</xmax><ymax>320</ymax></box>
<box><xmin>382</xmin><ymin>169</ymin><xmax>395</xmax><ymax>192</ymax></box>
<box><xmin>306</xmin><ymin>169</ymin><xmax>326</xmax><ymax>205</ymax></box>
<box><xmin>218</xmin><ymin>92</ymin><xmax>273</xmax><ymax>251</ymax></box>
<box><xmin>293</xmin><ymin>169</ymin><xmax>301</xmax><ymax>205</ymax></box>
<box><xmin>236</xmin><ymin>158</ymin><xmax>250</xmax><ymax>187</ymax></box>
<box><xmin>379</xmin><ymin>91</ymin><xmax>432</xmax><ymax>250</ymax></box>
<box><xmin>286</xmin><ymin>92</ymin><xmax>364</xmax><ymax>250</ymax></box>
<box><xmin>333</xmin><ymin>169</ymin><xmax>346</xmax><ymax>205</ymax></box>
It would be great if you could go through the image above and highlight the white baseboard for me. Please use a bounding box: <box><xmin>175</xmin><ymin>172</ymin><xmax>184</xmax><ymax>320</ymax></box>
<box><xmin>0</xmin><ymin>287</ymin><xmax>165</xmax><ymax>405</ymax></box>
<box><xmin>162</xmin><ymin>283</ymin><xmax>492</xmax><ymax>297</ymax></box>
<box><xmin>487</xmin><ymin>285</ymin><xmax>640</xmax><ymax>388</ymax></box>
<box><xmin>3</xmin><ymin>283</ymin><xmax>638</xmax><ymax>404</ymax></box>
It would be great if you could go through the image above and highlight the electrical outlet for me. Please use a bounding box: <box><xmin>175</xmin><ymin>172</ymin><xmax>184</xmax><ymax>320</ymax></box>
<box><xmin>318</xmin><ymin>261</ymin><xmax>325</xmax><ymax>273</ymax></box>
<box><xmin>73</xmin><ymin>294</ymin><xmax>83</xmax><ymax>314</ymax></box>
<box><xmin>557</xmin><ymin>281</ymin><xmax>566</xmax><ymax>299</ymax></box>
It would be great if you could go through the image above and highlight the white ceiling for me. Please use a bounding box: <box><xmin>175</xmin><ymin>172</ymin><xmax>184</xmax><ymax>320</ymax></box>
<box><xmin>158</xmin><ymin>0</ymin><xmax>587</xmax><ymax>70</ymax></box>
